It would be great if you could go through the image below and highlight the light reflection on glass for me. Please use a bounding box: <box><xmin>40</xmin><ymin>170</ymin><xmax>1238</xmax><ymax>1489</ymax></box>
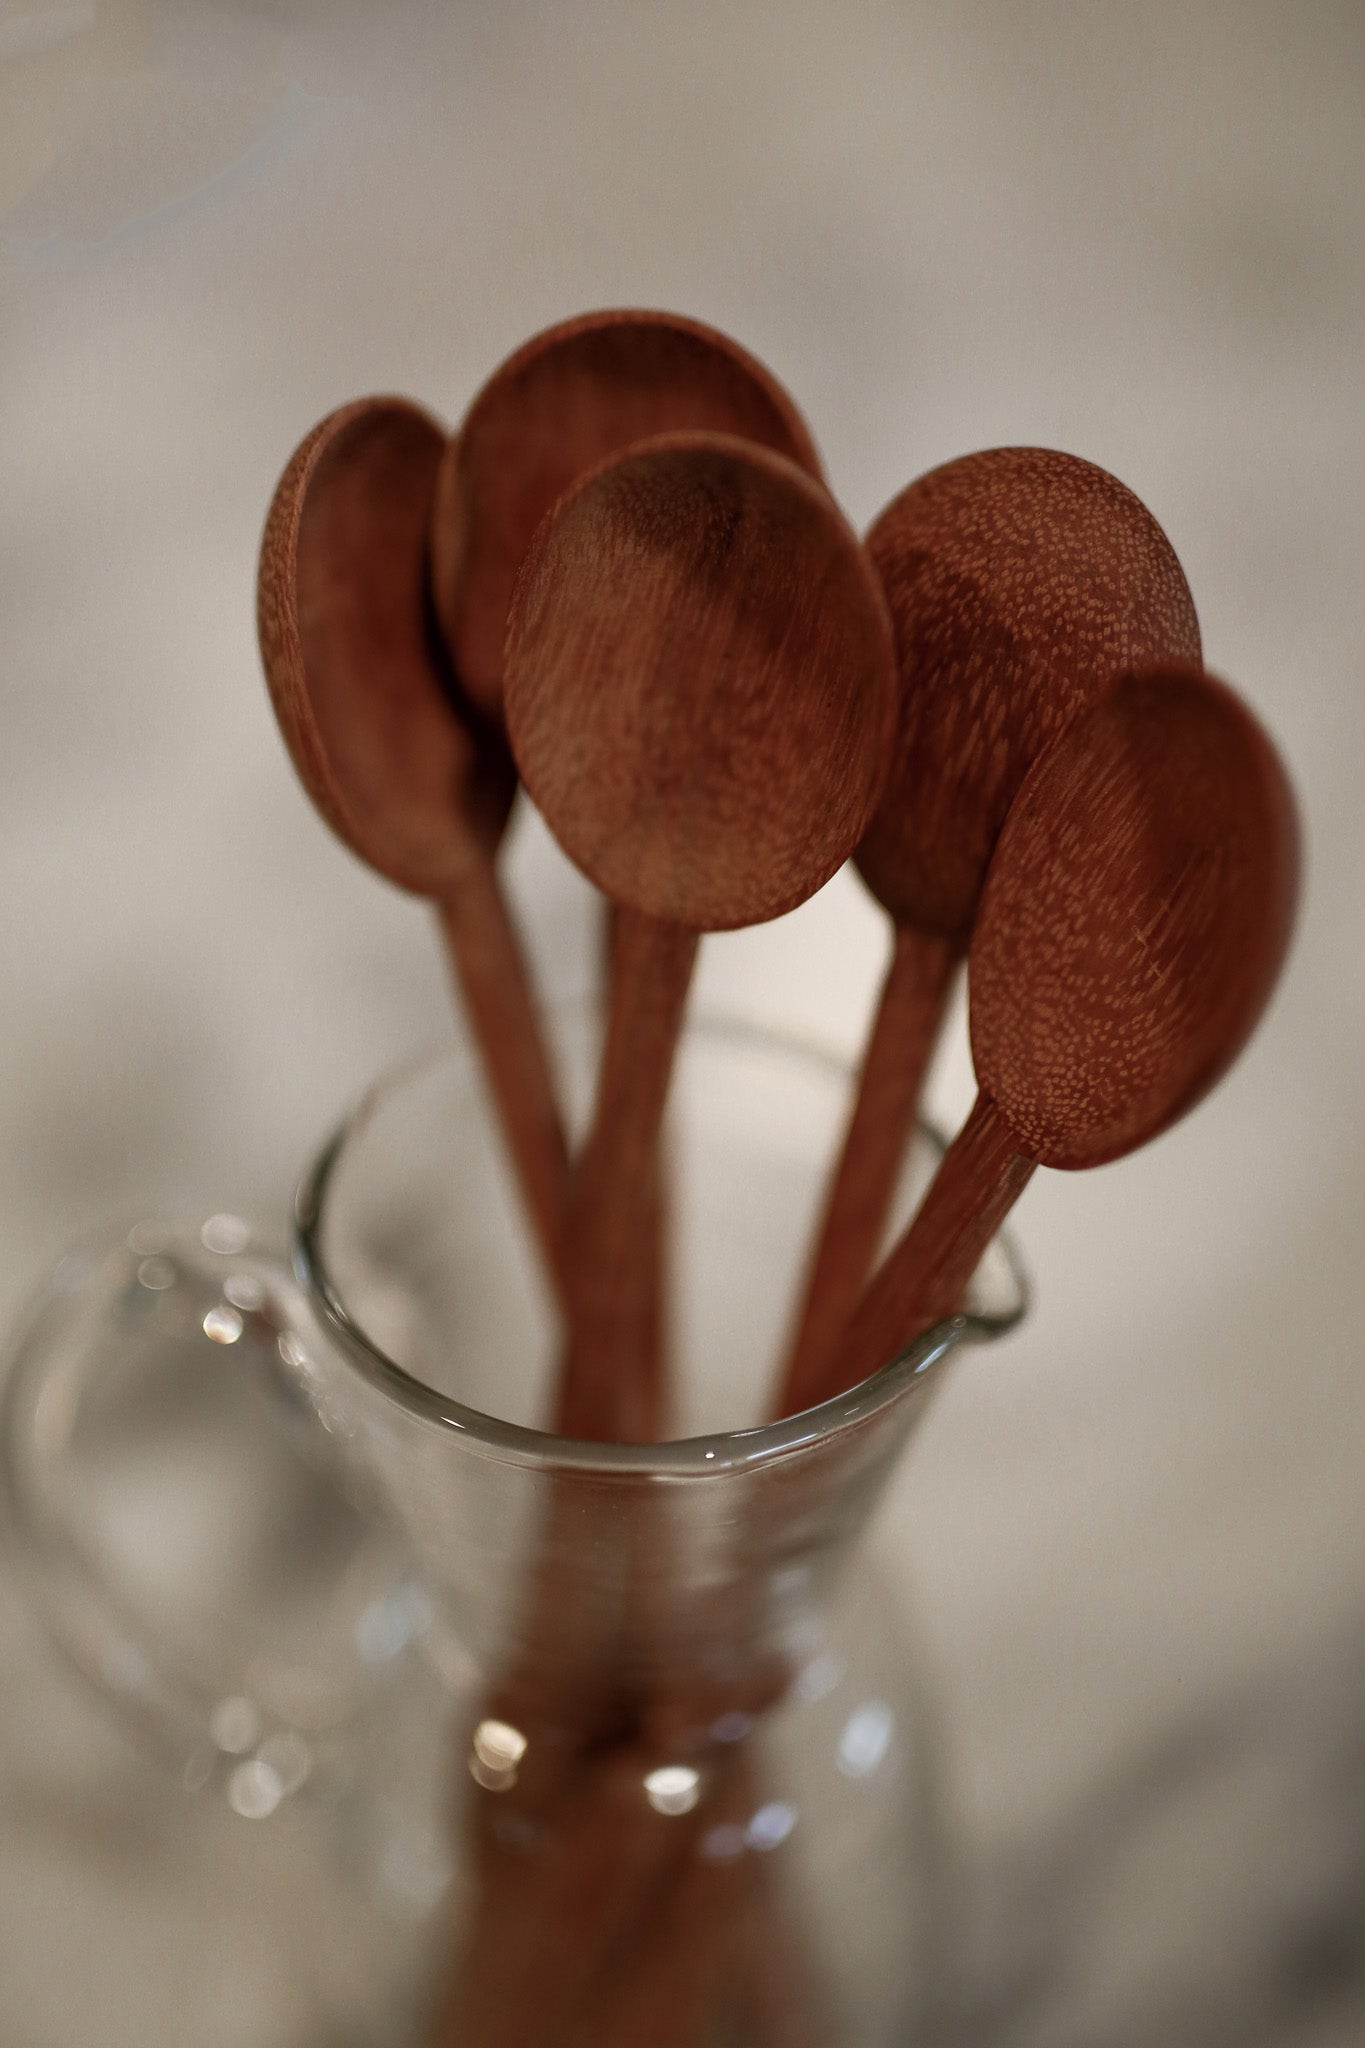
<box><xmin>201</xmin><ymin>1213</ymin><xmax>252</xmax><ymax>1256</ymax></box>
<box><xmin>747</xmin><ymin>1800</ymin><xmax>796</xmax><ymax>1851</ymax></box>
<box><xmin>837</xmin><ymin>1700</ymin><xmax>893</xmax><ymax>1779</ymax></box>
<box><xmin>228</xmin><ymin>1757</ymin><xmax>284</xmax><ymax>1820</ymax></box>
<box><xmin>136</xmin><ymin>1255</ymin><xmax>176</xmax><ymax>1291</ymax></box>
<box><xmin>470</xmin><ymin>1716</ymin><xmax>528</xmax><ymax>1792</ymax></box>
<box><xmin>644</xmin><ymin>1764</ymin><xmax>702</xmax><ymax>1816</ymax></box>
<box><xmin>474</xmin><ymin>1718</ymin><xmax>529</xmax><ymax>1771</ymax></box>
<box><xmin>203</xmin><ymin>1304</ymin><xmax>244</xmax><ymax>1344</ymax></box>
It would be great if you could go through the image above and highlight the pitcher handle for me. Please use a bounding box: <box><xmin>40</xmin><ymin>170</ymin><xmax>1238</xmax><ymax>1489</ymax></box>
<box><xmin>0</xmin><ymin>1216</ymin><xmax>429</xmax><ymax>1815</ymax></box>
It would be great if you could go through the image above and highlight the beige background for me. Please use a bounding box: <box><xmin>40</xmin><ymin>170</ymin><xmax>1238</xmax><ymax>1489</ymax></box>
<box><xmin>2</xmin><ymin>2</ymin><xmax>1363</xmax><ymax>2041</ymax></box>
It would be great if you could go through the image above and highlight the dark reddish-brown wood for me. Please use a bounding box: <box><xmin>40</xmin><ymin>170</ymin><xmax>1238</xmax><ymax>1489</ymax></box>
<box><xmin>794</xmin><ymin>662</ymin><xmax>1299</xmax><ymax>1412</ymax></box>
<box><xmin>431</xmin><ymin>308</ymin><xmax>824</xmax><ymax>720</ymax></box>
<box><xmin>780</xmin><ymin>928</ymin><xmax>957</xmax><ymax>1416</ymax></box>
<box><xmin>584</xmin><ymin>1750</ymin><xmax>779</xmax><ymax>2048</ymax></box>
<box><xmin>505</xmin><ymin>430</ymin><xmax>896</xmax><ymax>1432</ymax></box>
<box><xmin>857</xmin><ymin>448</ymin><xmax>1204</xmax><ymax>940</ymax></box>
<box><xmin>256</xmin><ymin>398</ymin><xmax>571</xmax><ymax>1295</ymax></box>
<box><xmin>436</xmin><ymin>1727</ymin><xmax>809</xmax><ymax>2047</ymax></box>
<box><xmin>780</xmin><ymin>448</ymin><xmax>1204</xmax><ymax>1412</ymax></box>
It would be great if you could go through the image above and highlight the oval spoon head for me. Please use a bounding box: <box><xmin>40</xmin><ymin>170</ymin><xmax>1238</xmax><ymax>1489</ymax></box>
<box><xmin>970</xmin><ymin>662</ymin><xmax>1299</xmax><ymax>1170</ymax></box>
<box><xmin>258</xmin><ymin>397</ymin><xmax>515</xmax><ymax>899</ymax></box>
<box><xmin>433</xmin><ymin>308</ymin><xmax>824</xmax><ymax>719</ymax></box>
<box><xmin>858</xmin><ymin>447</ymin><xmax>1202</xmax><ymax>946</ymax></box>
<box><xmin>504</xmin><ymin>431</ymin><xmax>896</xmax><ymax>932</ymax></box>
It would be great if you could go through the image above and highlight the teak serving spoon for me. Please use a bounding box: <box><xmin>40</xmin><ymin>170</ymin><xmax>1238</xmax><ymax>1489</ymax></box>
<box><xmin>431</xmin><ymin>307</ymin><xmax>824</xmax><ymax>721</ymax></box>
<box><xmin>786</xmin><ymin>660</ymin><xmax>1298</xmax><ymax>1414</ymax></box>
<box><xmin>444</xmin><ymin>424</ymin><xmax>893</xmax><ymax>2042</ymax></box>
<box><xmin>780</xmin><ymin>447</ymin><xmax>1203</xmax><ymax>1412</ymax></box>
<box><xmin>505</xmin><ymin>429</ymin><xmax>897</xmax><ymax>1437</ymax></box>
<box><xmin>257</xmin><ymin>396</ymin><xmax>570</xmax><ymax>1293</ymax></box>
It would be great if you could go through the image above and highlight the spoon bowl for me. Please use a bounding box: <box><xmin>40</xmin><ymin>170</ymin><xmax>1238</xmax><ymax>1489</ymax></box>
<box><xmin>801</xmin><ymin>661</ymin><xmax>1298</xmax><ymax>1411</ymax></box>
<box><xmin>971</xmin><ymin>661</ymin><xmax>1299</xmax><ymax>1168</ymax></box>
<box><xmin>779</xmin><ymin>447</ymin><xmax>1203</xmax><ymax>1409</ymax></box>
<box><xmin>433</xmin><ymin>308</ymin><xmax>824</xmax><ymax>720</ymax></box>
<box><xmin>505</xmin><ymin>428</ymin><xmax>896</xmax><ymax>1431</ymax></box>
<box><xmin>506</xmin><ymin>430</ymin><xmax>893</xmax><ymax>930</ymax></box>
<box><xmin>257</xmin><ymin>397</ymin><xmax>570</xmax><ymax>1292</ymax></box>
<box><xmin>258</xmin><ymin>398</ymin><xmax>515</xmax><ymax>892</ymax></box>
<box><xmin>857</xmin><ymin>445</ymin><xmax>1203</xmax><ymax>943</ymax></box>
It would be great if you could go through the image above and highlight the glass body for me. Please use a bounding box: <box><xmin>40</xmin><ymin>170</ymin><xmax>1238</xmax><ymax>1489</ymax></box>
<box><xmin>2</xmin><ymin>1014</ymin><xmax>1025</xmax><ymax>2047</ymax></box>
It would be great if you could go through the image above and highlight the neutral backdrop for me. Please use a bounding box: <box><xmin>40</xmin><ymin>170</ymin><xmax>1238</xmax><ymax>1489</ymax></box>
<box><xmin>2</xmin><ymin>4</ymin><xmax>1362</xmax><ymax>2043</ymax></box>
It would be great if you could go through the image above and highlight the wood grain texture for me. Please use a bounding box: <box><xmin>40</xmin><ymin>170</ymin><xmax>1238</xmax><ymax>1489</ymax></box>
<box><xmin>971</xmin><ymin>661</ymin><xmax>1300</xmax><ymax>1169</ymax></box>
<box><xmin>437</xmin><ymin>871</ymin><xmax>572</xmax><ymax>1296</ymax></box>
<box><xmin>505</xmin><ymin>430</ymin><xmax>897</xmax><ymax>932</ymax></box>
<box><xmin>780</xmin><ymin>448</ymin><xmax>1203</xmax><ymax>1408</ymax></box>
<box><xmin>258</xmin><ymin>398</ymin><xmax>515</xmax><ymax>896</ymax></box>
<box><xmin>815</xmin><ymin>1092</ymin><xmax>1036</xmax><ymax>1407</ymax></box>
<box><xmin>431</xmin><ymin>307</ymin><xmax>824</xmax><ymax>719</ymax></box>
<box><xmin>778</xmin><ymin>926</ymin><xmax>956</xmax><ymax>1416</ymax></box>
<box><xmin>434</xmin><ymin>1739</ymin><xmax>689</xmax><ymax>2047</ymax></box>
<box><xmin>555</xmin><ymin>911</ymin><xmax>699</xmax><ymax>1441</ymax></box>
<box><xmin>599</xmin><ymin>898</ymin><xmax>671</xmax><ymax>1443</ymax></box>
<box><xmin>256</xmin><ymin>399</ymin><xmax>571</xmax><ymax>1295</ymax></box>
<box><xmin>858</xmin><ymin>445</ymin><xmax>1203</xmax><ymax>946</ymax></box>
<box><xmin>808</xmin><ymin>662</ymin><xmax>1299</xmax><ymax>1407</ymax></box>
<box><xmin>437</xmin><ymin>1728</ymin><xmax>812</xmax><ymax>2048</ymax></box>
<box><xmin>505</xmin><ymin>429</ymin><xmax>895</xmax><ymax>1436</ymax></box>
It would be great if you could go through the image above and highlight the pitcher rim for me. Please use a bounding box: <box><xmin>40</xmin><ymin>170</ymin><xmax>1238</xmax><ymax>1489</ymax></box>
<box><xmin>293</xmin><ymin>1018</ymin><xmax>1030</xmax><ymax>1477</ymax></box>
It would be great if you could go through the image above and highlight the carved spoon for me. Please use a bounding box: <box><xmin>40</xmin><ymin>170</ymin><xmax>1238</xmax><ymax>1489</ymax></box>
<box><xmin>505</xmin><ymin>429</ymin><xmax>896</xmax><ymax>1438</ymax></box>
<box><xmin>432</xmin><ymin>310</ymin><xmax>821</xmax><ymax>1434</ymax></box>
<box><xmin>784</xmin><ymin>661</ymin><xmax>1299</xmax><ymax>1414</ymax></box>
<box><xmin>780</xmin><ymin>448</ymin><xmax>1203</xmax><ymax>1413</ymax></box>
<box><xmin>431</xmin><ymin>307</ymin><xmax>823</xmax><ymax>722</ymax></box>
<box><xmin>257</xmin><ymin>397</ymin><xmax>570</xmax><ymax>1294</ymax></box>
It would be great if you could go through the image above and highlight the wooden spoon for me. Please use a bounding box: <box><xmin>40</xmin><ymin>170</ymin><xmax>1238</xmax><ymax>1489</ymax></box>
<box><xmin>257</xmin><ymin>397</ymin><xmax>571</xmax><ymax>1293</ymax></box>
<box><xmin>780</xmin><ymin>448</ymin><xmax>1203</xmax><ymax>1413</ymax></box>
<box><xmin>505</xmin><ymin>429</ymin><xmax>897</xmax><ymax>1437</ymax></box>
<box><xmin>791</xmin><ymin>661</ymin><xmax>1298</xmax><ymax>1412</ymax></box>
<box><xmin>431</xmin><ymin>308</ymin><xmax>823</xmax><ymax>721</ymax></box>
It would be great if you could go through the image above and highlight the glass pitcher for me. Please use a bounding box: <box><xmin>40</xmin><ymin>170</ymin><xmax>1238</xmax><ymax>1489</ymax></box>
<box><xmin>1</xmin><ymin>1013</ymin><xmax>1026</xmax><ymax>2046</ymax></box>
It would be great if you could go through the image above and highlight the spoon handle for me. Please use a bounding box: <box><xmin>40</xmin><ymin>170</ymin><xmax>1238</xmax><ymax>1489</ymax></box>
<box><xmin>777</xmin><ymin>926</ymin><xmax>958</xmax><ymax>1417</ymax></box>
<box><xmin>598</xmin><ymin>901</ymin><xmax>671</xmax><ymax>1441</ymax></box>
<box><xmin>785</xmin><ymin>1091</ymin><xmax>1034</xmax><ymax>1414</ymax></box>
<box><xmin>437</xmin><ymin>861</ymin><xmax>572</xmax><ymax>1302</ymax></box>
<box><xmin>586</xmin><ymin>1750</ymin><xmax>775</xmax><ymax>2048</ymax></box>
<box><xmin>558</xmin><ymin>909</ymin><xmax>699</xmax><ymax>1440</ymax></box>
